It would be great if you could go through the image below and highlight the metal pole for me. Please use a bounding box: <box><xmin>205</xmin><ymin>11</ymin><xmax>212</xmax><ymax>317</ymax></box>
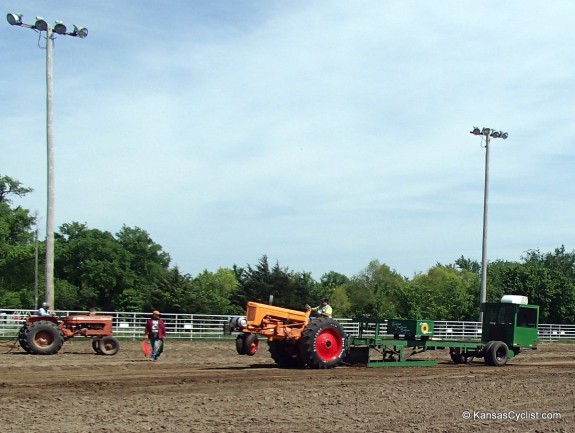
<box><xmin>34</xmin><ymin>228</ymin><xmax>39</xmax><ymax>310</ymax></box>
<box><xmin>45</xmin><ymin>25</ymin><xmax>55</xmax><ymax>309</ymax></box>
<box><xmin>479</xmin><ymin>133</ymin><xmax>490</xmax><ymax>322</ymax></box>
<box><xmin>8</xmin><ymin>15</ymin><xmax>87</xmax><ymax>308</ymax></box>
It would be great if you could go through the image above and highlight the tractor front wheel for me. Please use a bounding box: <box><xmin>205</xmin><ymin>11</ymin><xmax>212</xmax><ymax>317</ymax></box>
<box><xmin>25</xmin><ymin>321</ymin><xmax>64</xmax><ymax>355</ymax></box>
<box><xmin>98</xmin><ymin>336</ymin><xmax>120</xmax><ymax>356</ymax></box>
<box><xmin>299</xmin><ymin>318</ymin><xmax>347</xmax><ymax>369</ymax></box>
<box><xmin>92</xmin><ymin>339</ymin><xmax>102</xmax><ymax>354</ymax></box>
<box><xmin>235</xmin><ymin>334</ymin><xmax>246</xmax><ymax>355</ymax></box>
<box><xmin>243</xmin><ymin>334</ymin><xmax>259</xmax><ymax>356</ymax></box>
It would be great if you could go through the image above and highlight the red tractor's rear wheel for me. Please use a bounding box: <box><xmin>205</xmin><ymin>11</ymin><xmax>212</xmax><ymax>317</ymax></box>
<box><xmin>299</xmin><ymin>318</ymin><xmax>347</xmax><ymax>369</ymax></box>
<box><xmin>18</xmin><ymin>326</ymin><xmax>32</xmax><ymax>353</ymax></box>
<box><xmin>24</xmin><ymin>321</ymin><xmax>64</xmax><ymax>355</ymax></box>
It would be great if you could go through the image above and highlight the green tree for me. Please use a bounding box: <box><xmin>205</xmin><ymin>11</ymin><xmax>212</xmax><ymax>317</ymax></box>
<box><xmin>190</xmin><ymin>268</ymin><xmax>242</xmax><ymax>314</ymax></box>
<box><xmin>0</xmin><ymin>175</ymin><xmax>37</xmax><ymax>306</ymax></box>
<box><xmin>329</xmin><ymin>285</ymin><xmax>352</xmax><ymax>317</ymax></box>
<box><xmin>233</xmin><ymin>255</ymin><xmax>315</xmax><ymax>311</ymax></box>
<box><xmin>454</xmin><ymin>255</ymin><xmax>481</xmax><ymax>274</ymax></box>
<box><xmin>116</xmin><ymin>225</ymin><xmax>171</xmax><ymax>285</ymax></box>
<box><xmin>143</xmin><ymin>266</ymin><xmax>192</xmax><ymax>313</ymax></box>
<box><xmin>0</xmin><ymin>175</ymin><xmax>33</xmax><ymax>203</ymax></box>
<box><xmin>406</xmin><ymin>265</ymin><xmax>478</xmax><ymax>320</ymax></box>
<box><xmin>489</xmin><ymin>253</ymin><xmax>575</xmax><ymax>324</ymax></box>
<box><xmin>55</xmin><ymin>222</ymin><xmax>135</xmax><ymax>310</ymax></box>
<box><xmin>344</xmin><ymin>260</ymin><xmax>407</xmax><ymax>318</ymax></box>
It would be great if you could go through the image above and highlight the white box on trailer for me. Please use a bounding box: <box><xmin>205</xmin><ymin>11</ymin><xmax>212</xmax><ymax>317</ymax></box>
<box><xmin>500</xmin><ymin>295</ymin><xmax>528</xmax><ymax>305</ymax></box>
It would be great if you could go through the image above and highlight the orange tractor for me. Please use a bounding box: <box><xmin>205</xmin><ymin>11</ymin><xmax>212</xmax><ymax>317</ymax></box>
<box><xmin>18</xmin><ymin>314</ymin><xmax>120</xmax><ymax>355</ymax></box>
<box><xmin>225</xmin><ymin>301</ymin><xmax>347</xmax><ymax>369</ymax></box>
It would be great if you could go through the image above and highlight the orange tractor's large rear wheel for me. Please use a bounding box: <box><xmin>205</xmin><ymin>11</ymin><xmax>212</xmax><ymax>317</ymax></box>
<box><xmin>268</xmin><ymin>340</ymin><xmax>306</xmax><ymax>368</ymax></box>
<box><xmin>299</xmin><ymin>318</ymin><xmax>347</xmax><ymax>369</ymax></box>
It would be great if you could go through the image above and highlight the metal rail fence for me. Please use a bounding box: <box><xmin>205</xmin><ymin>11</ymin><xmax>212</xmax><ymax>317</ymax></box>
<box><xmin>1</xmin><ymin>309</ymin><xmax>574</xmax><ymax>341</ymax></box>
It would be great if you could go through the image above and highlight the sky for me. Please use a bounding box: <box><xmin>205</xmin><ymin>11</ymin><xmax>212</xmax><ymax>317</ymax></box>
<box><xmin>2</xmin><ymin>1</ymin><xmax>575</xmax><ymax>280</ymax></box>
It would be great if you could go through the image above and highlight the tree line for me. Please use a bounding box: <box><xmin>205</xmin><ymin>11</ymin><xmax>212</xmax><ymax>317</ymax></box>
<box><xmin>1</xmin><ymin>174</ymin><xmax>575</xmax><ymax>323</ymax></box>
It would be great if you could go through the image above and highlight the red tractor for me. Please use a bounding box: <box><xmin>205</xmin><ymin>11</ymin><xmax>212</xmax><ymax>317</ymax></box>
<box><xmin>226</xmin><ymin>301</ymin><xmax>347</xmax><ymax>369</ymax></box>
<box><xmin>18</xmin><ymin>314</ymin><xmax>120</xmax><ymax>355</ymax></box>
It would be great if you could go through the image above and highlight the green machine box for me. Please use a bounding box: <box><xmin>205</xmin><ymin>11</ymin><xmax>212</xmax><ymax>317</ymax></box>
<box><xmin>387</xmin><ymin>319</ymin><xmax>434</xmax><ymax>338</ymax></box>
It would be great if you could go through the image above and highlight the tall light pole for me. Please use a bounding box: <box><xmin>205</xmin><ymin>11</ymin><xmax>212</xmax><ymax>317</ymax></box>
<box><xmin>7</xmin><ymin>13</ymin><xmax>88</xmax><ymax>309</ymax></box>
<box><xmin>470</xmin><ymin>126</ymin><xmax>508</xmax><ymax>321</ymax></box>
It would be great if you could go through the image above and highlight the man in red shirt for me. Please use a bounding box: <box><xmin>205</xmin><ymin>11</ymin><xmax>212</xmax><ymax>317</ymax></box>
<box><xmin>144</xmin><ymin>310</ymin><xmax>166</xmax><ymax>361</ymax></box>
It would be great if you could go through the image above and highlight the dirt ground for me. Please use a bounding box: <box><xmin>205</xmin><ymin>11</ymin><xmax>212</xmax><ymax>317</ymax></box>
<box><xmin>0</xmin><ymin>339</ymin><xmax>573</xmax><ymax>433</ymax></box>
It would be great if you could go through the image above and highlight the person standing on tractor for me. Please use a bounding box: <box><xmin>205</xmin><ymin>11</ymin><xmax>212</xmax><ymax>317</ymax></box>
<box><xmin>144</xmin><ymin>310</ymin><xmax>166</xmax><ymax>361</ymax></box>
<box><xmin>306</xmin><ymin>297</ymin><xmax>333</xmax><ymax>318</ymax></box>
<box><xmin>37</xmin><ymin>302</ymin><xmax>51</xmax><ymax>316</ymax></box>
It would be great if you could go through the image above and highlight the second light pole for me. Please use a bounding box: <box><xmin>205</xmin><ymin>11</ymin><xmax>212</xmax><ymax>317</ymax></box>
<box><xmin>470</xmin><ymin>127</ymin><xmax>508</xmax><ymax>321</ymax></box>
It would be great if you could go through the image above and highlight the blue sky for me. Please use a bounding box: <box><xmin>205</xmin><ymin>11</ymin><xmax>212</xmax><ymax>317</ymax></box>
<box><xmin>2</xmin><ymin>1</ymin><xmax>574</xmax><ymax>280</ymax></box>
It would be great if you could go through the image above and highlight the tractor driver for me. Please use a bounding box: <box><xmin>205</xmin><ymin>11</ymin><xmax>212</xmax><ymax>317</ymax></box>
<box><xmin>37</xmin><ymin>302</ymin><xmax>51</xmax><ymax>317</ymax></box>
<box><xmin>306</xmin><ymin>297</ymin><xmax>333</xmax><ymax>318</ymax></box>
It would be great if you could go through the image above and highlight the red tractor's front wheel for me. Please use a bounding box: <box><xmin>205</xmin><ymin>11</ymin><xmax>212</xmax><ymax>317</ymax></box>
<box><xmin>92</xmin><ymin>339</ymin><xmax>102</xmax><ymax>354</ymax></box>
<box><xmin>99</xmin><ymin>336</ymin><xmax>120</xmax><ymax>356</ymax></box>
<box><xmin>299</xmin><ymin>318</ymin><xmax>347</xmax><ymax>369</ymax></box>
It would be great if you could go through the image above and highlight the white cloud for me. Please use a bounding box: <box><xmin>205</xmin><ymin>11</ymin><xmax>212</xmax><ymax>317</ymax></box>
<box><xmin>3</xmin><ymin>0</ymin><xmax>575</xmax><ymax>279</ymax></box>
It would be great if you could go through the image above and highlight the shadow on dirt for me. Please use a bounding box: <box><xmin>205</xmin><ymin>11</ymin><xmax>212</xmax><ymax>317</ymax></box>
<box><xmin>200</xmin><ymin>363</ymin><xmax>279</xmax><ymax>370</ymax></box>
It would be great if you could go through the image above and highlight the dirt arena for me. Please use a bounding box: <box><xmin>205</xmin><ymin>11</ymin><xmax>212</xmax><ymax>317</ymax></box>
<box><xmin>0</xmin><ymin>339</ymin><xmax>573</xmax><ymax>433</ymax></box>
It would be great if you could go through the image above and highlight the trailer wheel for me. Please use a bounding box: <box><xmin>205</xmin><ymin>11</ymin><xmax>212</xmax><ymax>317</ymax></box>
<box><xmin>449</xmin><ymin>350</ymin><xmax>468</xmax><ymax>364</ymax></box>
<box><xmin>479</xmin><ymin>341</ymin><xmax>495</xmax><ymax>359</ymax></box>
<box><xmin>485</xmin><ymin>341</ymin><xmax>508</xmax><ymax>366</ymax></box>
<box><xmin>25</xmin><ymin>321</ymin><xmax>64</xmax><ymax>355</ymax></box>
<box><xmin>300</xmin><ymin>318</ymin><xmax>347</xmax><ymax>369</ymax></box>
<box><xmin>243</xmin><ymin>334</ymin><xmax>259</xmax><ymax>356</ymax></box>
<box><xmin>236</xmin><ymin>334</ymin><xmax>246</xmax><ymax>355</ymax></box>
<box><xmin>92</xmin><ymin>339</ymin><xmax>102</xmax><ymax>354</ymax></box>
<box><xmin>268</xmin><ymin>341</ymin><xmax>306</xmax><ymax>368</ymax></box>
<box><xmin>98</xmin><ymin>336</ymin><xmax>120</xmax><ymax>356</ymax></box>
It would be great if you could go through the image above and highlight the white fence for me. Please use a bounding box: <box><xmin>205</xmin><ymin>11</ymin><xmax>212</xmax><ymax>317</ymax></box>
<box><xmin>1</xmin><ymin>309</ymin><xmax>574</xmax><ymax>341</ymax></box>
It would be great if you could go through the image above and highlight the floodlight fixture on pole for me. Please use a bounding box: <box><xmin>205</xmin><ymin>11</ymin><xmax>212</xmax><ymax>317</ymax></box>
<box><xmin>71</xmin><ymin>25</ymin><xmax>89</xmax><ymax>39</ymax></box>
<box><xmin>470</xmin><ymin>126</ymin><xmax>508</xmax><ymax>322</ymax></box>
<box><xmin>53</xmin><ymin>21</ymin><xmax>67</xmax><ymax>35</ymax></box>
<box><xmin>7</xmin><ymin>13</ymin><xmax>88</xmax><ymax>310</ymax></box>
<box><xmin>7</xmin><ymin>13</ymin><xmax>23</xmax><ymax>26</ymax></box>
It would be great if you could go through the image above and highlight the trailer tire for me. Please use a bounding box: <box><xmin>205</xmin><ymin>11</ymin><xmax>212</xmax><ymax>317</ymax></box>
<box><xmin>485</xmin><ymin>341</ymin><xmax>508</xmax><ymax>366</ymax></box>
<box><xmin>236</xmin><ymin>334</ymin><xmax>246</xmax><ymax>355</ymax></box>
<box><xmin>268</xmin><ymin>341</ymin><xmax>306</xmax><ymax>368</ymax></box>
<box><xmin>243</xmin><ymin>334</ymin><xmax>259</xmax><ymax>356</ymax></box>
<box><xmin>300</xmin><ymin>317</ymin><xmax>347</xmax><ymax>369</ymax></box>
<box><xmin>99</xmin><ymin>336</ymin><xmax>120</xmax><ymax>356</ymax></box>
<box><xmin>25</xmin><ymin>321</ymin><xmax>64</xmax><ymax>355</ymax></box>
<box><xmin>450</xmin><ymin>350</ymin><xmax>468</xmax><ymax>364</ymax></box>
